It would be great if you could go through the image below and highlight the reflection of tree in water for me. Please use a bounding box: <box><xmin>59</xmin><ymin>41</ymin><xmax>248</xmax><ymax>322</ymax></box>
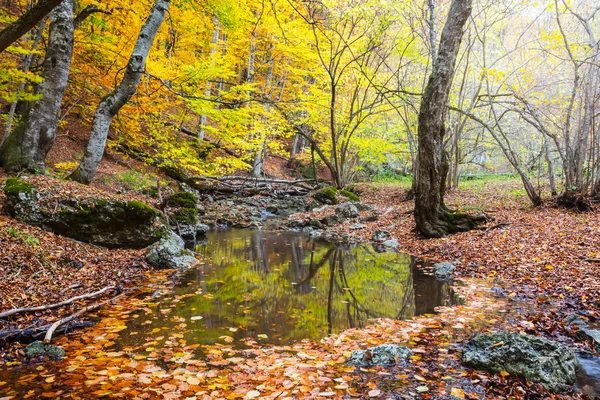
<box><xmin>116</xmin><ymin>230</ymin><xmax>454</xmax><ymax>347</ymax></box>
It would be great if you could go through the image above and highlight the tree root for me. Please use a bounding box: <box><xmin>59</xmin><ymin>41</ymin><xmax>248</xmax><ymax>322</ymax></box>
<box><xmin>555</xmin><ymin>190</ymin><xmax>593</xmax><ymax>213</ymax></box>
<box><xmin>418</xmin><ymin>208</ymin><xmax>488</xmax><ymax>238</ymax></box>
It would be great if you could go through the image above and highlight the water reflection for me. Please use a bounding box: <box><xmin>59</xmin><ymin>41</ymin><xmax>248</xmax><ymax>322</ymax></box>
<box><xmin>118</xmin><ymin>230</ymin><xmax>454</xmax><ymax>348</ymax></box>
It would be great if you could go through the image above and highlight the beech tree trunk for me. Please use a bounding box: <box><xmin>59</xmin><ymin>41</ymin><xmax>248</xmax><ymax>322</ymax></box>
<box><xmin>70</xmin><ymin>0</ymin><xmax>170</xmax><ymax>184</ymax></box>
<box><xmin>0</xmin><ymin>0</ymin><xmax>74</xmax><ymax>173</ymax></box>
<box><xmin>414</xmin><ymin>0</ymin><xmax>480</xmax><ymax>238</ymax></box>
<box><xmin>0</xmin><ymin>0</ymin><xmax>64</xmax><ymax>54</ymax></box>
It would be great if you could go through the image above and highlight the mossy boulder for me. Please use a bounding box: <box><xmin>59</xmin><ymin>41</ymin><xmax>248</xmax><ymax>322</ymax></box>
<box><xmin>3</xmin><ymin>179</ymin><xmax>168</xmax><ymax>248</ymax></box>
<box><xmin>168</xmin><ymin>192</ymin><xmax>197</xmax><ymax>209</ymax></box>
<box><xmin>340</xmin><ymin>189</ymin><xmax>359</xmax><ymax>202</ymax></box>
<box><xmin>166</xmin><ymin>192</ymin><xmax>199</xmax><ymax>241</ymax></box>
<box><xmin>25</xmin><ymin>341</ymin><xmax>65</xmax><ymax>361</ymax></box>
<box><xmin>313</xmin><ymin>186</ymin><xmax>338</xmax><ymax>205</ymax></box>
<box><xmin>463</xmin><ymin>332</ymin><xmax>578</xmax><ymax>392</ymax></box>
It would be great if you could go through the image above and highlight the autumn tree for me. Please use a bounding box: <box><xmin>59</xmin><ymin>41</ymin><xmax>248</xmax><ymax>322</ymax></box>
<box><xmin>70</xmin><ymin>0</ymin><xmax>171</xmax><ymax>184</ymax></box>
<box><xmin>0</xmin><ymin>0</ymin><xmax>64</xmax><ymax>54</ymax></box>
<box><xmin>414</xmin><ymin>0</ymin><xmax>485</xmax><ymax>238</ymax></box>
<box><xmin>0</xmin><ymin>0</ymin><xmax>75</xmax><ymax>173</ymax></box>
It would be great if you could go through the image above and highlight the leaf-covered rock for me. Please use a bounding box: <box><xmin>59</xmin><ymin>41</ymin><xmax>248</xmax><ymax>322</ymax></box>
<box><xmin>463</xmin><ymin>332</ymin><xmax>578</xmax><ymax>392</ymax></box>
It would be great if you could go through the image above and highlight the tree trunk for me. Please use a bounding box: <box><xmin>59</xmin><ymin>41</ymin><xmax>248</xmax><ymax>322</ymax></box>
<box><xmin>198</xmin><ymin>15</ymin><xmax>220</xmax><ymax>140</ymax></box>
<box><xmin>545</xmin><ymin>138</ymin><xmax>558</xmax><ymax>196</ymax></box>
<box><xmin>414</xmin><ymin>0</ymin><xmax>482</xmax><ymax>238</ymax></box>
<box><xmin>3</xmin><ymin>17</ymin><xmax>47</xmax><ymax>140</ymax></box>
<box><xmin>0</xmin><ymin>0</ymin><xmax>74</xmax><ymax>173</ymax></box>
<box><xmin>0</xmin><ymin>0</ymin><xmax>64</xmax><ymax>54</ymax></box>
<box><xmin>69</xmin><ymin>0</ymin><xmax>170</xmax><ymax>184</ymax></box>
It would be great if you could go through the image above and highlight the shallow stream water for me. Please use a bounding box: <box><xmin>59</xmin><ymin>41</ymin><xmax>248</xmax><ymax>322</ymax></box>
<box><xmin>116</xmin><ymin>230</ymin><xmax>455</xmax><ymax>350</ymax></box>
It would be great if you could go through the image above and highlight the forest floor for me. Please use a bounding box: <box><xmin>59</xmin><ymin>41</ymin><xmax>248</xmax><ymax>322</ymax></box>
<box><xmin>0</xmin><ymin>171</ymin><xmax>598</xmax><ymax>399</ymax></box>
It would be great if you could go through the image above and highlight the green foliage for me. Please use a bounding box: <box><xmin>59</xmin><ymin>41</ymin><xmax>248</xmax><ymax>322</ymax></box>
<box><xmin>313</xmin><ymin>186</ymin><xmax>338</xmax><ymax>205</ymax></box>
<box><xmin>373</xmin><ymin>169</ymin><xmax>412</xmax><ymax>185</ymax></box>
<box><xmin>339</xmin><ymin>189</ymin><xmax>359</xmax><ymax>201</ymax></box>
<box><xmin>5</xmin><ymin>226</ymin><xmax>39</xmax><ymax>245</ymax></box>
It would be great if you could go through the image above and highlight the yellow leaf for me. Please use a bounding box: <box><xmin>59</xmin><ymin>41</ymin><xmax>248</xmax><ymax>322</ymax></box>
<box><xmin>450</xmin><ymin>388</ymin><xmax>466</xmax><ymax>398</ymax></box>
<box><xmin>500</xmin><ymin>370</ymin><xmax>510</xmax><ymax>377</ymax></box>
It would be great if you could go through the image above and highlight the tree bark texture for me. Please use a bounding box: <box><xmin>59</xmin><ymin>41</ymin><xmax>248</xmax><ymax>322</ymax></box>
<box><xmin>414</xmin><ymin>0</ymin><xmax>480</xmax><ymax>238</ymax></box>
<box><xmin>0</xmin><ymin>0</ymin><xmax>74</xmax><ymax>173</ymax></box>
<box><xmin>70</xmin><ymin>0</ymin><xmax>171</xmax><ymax>184</ymax></box>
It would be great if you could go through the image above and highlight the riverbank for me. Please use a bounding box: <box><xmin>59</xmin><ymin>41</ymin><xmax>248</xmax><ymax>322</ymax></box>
<box><xmin>0</xmin><ymin>173</ymin><xmax>599</xmax><ymax>398</ymax></box>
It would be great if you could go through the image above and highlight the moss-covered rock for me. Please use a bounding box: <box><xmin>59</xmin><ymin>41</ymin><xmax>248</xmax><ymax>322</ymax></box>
<box><xmin>170</xmin><ymin>208</ymin><xmax>198</xmax><ymax>225</ymax></box>
<box><xmin>168</xmin><ymin>192</ymin><xmax>197</xmax><ymax>209</ymax></box>
<box><xmin>3</xmin><ymin>179</ymin><xmax>168</xmax><ymax>248</ymax></box>
<box><xmin>340</xmin><ymin>189</ymin><xmax>359</xmax><ymax>201</ymax></box>
<box><xmin>166</xmin><ymin>192</ymin><xmax>200</xmax><ymax>242</ymax></box>
<box><xmin>25</xmin><ymin>341</ymin><xmax>65</xmax><ymax>361</ymax></box>
<box><xmin>313</xmin><ymin>186</ymin><xmax>338</xmax><ymax>205</ymax></box>
<box><xmin>463</xmin><ymin>332</ymin><xmax>578</xmax><ymax>392</ymax></box>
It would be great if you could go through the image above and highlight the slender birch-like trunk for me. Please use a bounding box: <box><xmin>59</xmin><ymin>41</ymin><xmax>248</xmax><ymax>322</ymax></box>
<box><xmin>70</xmin><ymin>0</ymin><xmax>170</xmax><ymax>183</ymax></box>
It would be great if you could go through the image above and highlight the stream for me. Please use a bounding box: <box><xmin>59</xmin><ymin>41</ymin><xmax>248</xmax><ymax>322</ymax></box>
<box><xmin>116</xmin><ymin>230</ymin><xmax>455</xmax><ymax>350</ymax></box>
<box><xmin>1</xmin><ymin>230</ymin><xmax>599</xmax><ymax>398</ymax></box>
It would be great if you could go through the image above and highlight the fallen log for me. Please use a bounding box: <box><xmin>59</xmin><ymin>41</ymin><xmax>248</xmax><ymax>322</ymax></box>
<box><xmin>0</xmin><ymin>321</ymin><xmax>94</xmax><ymax>343</ymax></box>
<box><xmin>0</xmin><ymin>286</ymin><xmax>117</xmax><ymax>319</ymax></box>
<box><xmin>188</xmin><ymin>176</ymin><xmax>315</xmax><ymax>191</ymax></box>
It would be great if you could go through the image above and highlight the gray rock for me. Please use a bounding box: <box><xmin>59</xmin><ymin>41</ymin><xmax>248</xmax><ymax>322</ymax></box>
<box><xmin>463</xmin><ymin>332</ymin><xmax>579</xmax><ymax>392</ymax></box>
<box><xmin>25</xmin><ymin>341</ymin><xmax>65</xmax><ymax>361</ymax></box>
<box><xmin>146</xmin><ymin>233</ymin><xmax>197</xmax><ymax>269</ymax></box>
<box><xmin>434</xmin><ymin>262</ymin><xmax>455</xmax><ymax>279</ymax></box>
<box><xmin>372</xmin><ymin>230</ymin><xmax>391</xmax><ymax>242</ymax></box>
<box><xmin>382</xmin><ymin>239</ymin><xmax>398</xmax><ymax>248</ymax></box>
<box><xmin>322</xmin><ymin>215</ymin><xmax>339</xmax><ymax>226</ymax></box>
<box><xmin>196</xmin><ymin>224</ymin><xmax>210</xmax><ymax>235</ymax></box>
<box><xmin>353</xmin><ymin>202</ymin><xmax>374</xmax><ymax>212</ymax></box>
<box><xmin>335</xmin><ymin>202</ymin><xmax>359</xmax><ymax>219</ymax></box>
<box><xmin>576</xmin><ymin>329</ymin><xmax>600</xmax><ymax>350</ymax></box>
<box><xmin>347</xmin><ymin>344</ymin><xmax>413</xmax><ymax>367</ymax></box>
<box><xmin>302</xmin><ymin>226</ymin><xmax>315</xmax><ymax>234</ymax></box>
<box><xmin>350</xmin><ymin>223</ymin><xmax>367</xmax><ymax>230</ymax></box>
<box><xmin>277</xmin><ymin>196</ymin><xmax>307</xmax><ymax>216</ymax></box>
<box><xmin>310</xmin><ymin>219</ymin><xmax>324</xmax><ymax>229</ymax></box>
<box><xmin>361</xmin><ymin>213</ymin><xmax>379</xmax><ymax>222</ymax></box>
<box><xmin>313</xmin><ymin>205</ymin><xmax>330</xmax><ymax>213</ymax></box>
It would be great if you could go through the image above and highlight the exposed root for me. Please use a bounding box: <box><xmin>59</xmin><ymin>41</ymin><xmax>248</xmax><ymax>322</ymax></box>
<box><xmin>555</xmin><ymin>190</ymin><xmax>593</xmax><ymax>213</ymax></box>
<box><xmin>418</xmin><ymin>208</ymin><xmax>488</xmax><ymax>238</ymax></box>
